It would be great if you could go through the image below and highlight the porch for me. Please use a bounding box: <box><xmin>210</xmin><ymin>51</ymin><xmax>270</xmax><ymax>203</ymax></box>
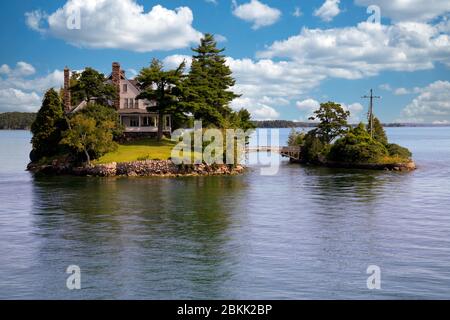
<box><xmin>119</xmin><ymin>113</ymin><xmax>172</xmax><ymax>133</ymax></box>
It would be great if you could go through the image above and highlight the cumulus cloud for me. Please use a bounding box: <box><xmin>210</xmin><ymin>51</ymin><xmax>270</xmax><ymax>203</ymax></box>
<box><xmin>258</xmin><ymin>22</ymin><xmax>450</xmax><ymax>78</ymax></box>
<box><xmin>354</xmin><ymin>0</ymin><xmax>450</xmax><ymax>22</ymax></box>
<box><xmin>0</xmin><ymin>62</ymin><xmax>63</xmax><ymax>112</ymax></box>
<box><xmin>162</xmin><ymin>55</ymin><xmax>193</xmax><ymax>71</ymax></box>
<box><xmin>231</xmin><ymin>97</ymin><xmax>280</xmax><ymax>120</ymax></box>
<box><xmin>0</xmin><ymin>89</ymin><xmax>42</xmax><ymax>112</ymax></box>
<box><xmin>25</xmin><ymin>0</ymin><xmax>202</xmax><ymax>52</ymax></box>
<box><xmin>232</xmin><ymin>0</ymin><xmax>282</xmax><ymax>29</ymax></box>
<box><xmin>314</xmin><ymin>0</ymin><xmax>341</xmax><ymax>22</ymax></box>
<box><xmin>401</xmin><ymin>81</ymin><xmax>450</xmax><ymax>122</ymax></box>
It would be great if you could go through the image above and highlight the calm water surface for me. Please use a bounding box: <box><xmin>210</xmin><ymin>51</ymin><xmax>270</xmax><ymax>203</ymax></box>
<box><xmin>0</xmin><ymin>128</ymin><xmax>450</xmax><ymax>299</ymax></box>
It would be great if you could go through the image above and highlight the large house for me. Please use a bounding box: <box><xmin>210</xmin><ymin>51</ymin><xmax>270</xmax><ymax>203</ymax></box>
<box><xmin>63</xmin><ymin>62</ymin><xmax>171</xmax><ymax>135</ymax></box>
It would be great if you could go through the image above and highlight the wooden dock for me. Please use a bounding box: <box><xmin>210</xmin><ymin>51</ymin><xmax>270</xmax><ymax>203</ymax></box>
<box><xmin>245</xmin><ymin>146</ymin><xmax>301</xmax><ymax>161</ymax></box>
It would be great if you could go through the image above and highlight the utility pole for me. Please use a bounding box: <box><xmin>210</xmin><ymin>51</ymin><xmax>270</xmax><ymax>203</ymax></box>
<box><xmin>362</xmin><ymin>89</ymin><xmax>380</xmax><ymax>139</ymax></box>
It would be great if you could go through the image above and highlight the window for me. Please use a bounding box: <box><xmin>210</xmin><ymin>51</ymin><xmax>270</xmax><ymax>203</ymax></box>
<box><xmin>130</xmin><ymin>99</ymin><xmax>134</xmax><ymax>109</ymax></box>
<box><xmin>124</xmin><ymin>99</ymin><xmax>128</xmax><ymax>108</ymax></box>
<box><xmin>135</xmin><ymin>100</ymin><xmax>139</xmax><ymax>109</ymax></box>
<box><xmin>165</xmin><ymin>116</ymin><xmax>171</xmax><ymax>128</ymax></box>
<box><xmin>142</xmin><ymin>116</ymin><xmax>156</xmax><ymax>127</ymax></box>
<box><xmin>129</xmin><ymin>117</ymin><xmax>139</xmax><ymax>127</ymax></box>
<box><xmin>123</xmin><ymin>84</ymin><xmax>127</xmax><ymax>93</ymax></box>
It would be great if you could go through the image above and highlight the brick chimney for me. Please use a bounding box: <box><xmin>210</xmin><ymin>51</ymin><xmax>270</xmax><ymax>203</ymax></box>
<box><xmin>112</xmin><ymin>62</ymin><xmax>121</xmax><ymax>110</ymax></box>
<box><xmin>63</xmin><ymin>67</ymin><xmax>71</xmax><ymax>112</ymax></box>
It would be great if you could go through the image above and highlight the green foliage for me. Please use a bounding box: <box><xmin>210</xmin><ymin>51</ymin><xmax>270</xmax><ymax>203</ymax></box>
<box><xmin>79</xmin><ymin>103</ymin><xmax>123</xmax><ymax>139</ymax></box>
<box><xmin>252</xmin><ymin>120</ymin><xmax>318</xmax><ymax>128</ymax></box>
<box><xmin>30</xmin><ymin>89</ymin><xmax>65</xmax><ymax>161</ymax></box>
<box><xmin>183</xmin><ymin>33</ymin><xmax>240</xmax><ymax>127</ymax></box>
<box><xmin>70</xmin><ymin>68</ymin><xmax>117</xmax><ymax>106</ymax></box>
<box><xmin>0</xmin><ymin>112</ymin><xmax>36</xmax><ymax>129</ymax></box>
<box><xmin>386</xmin><ymin>143</ymin><xmax>412</xmax><ymax>159</ymax></box>
<box><xmin>368</xmin><ymin>116</ymin><xmax>388</xmax><ymax>145</ymax></box>
<box><xmin>223</xmin><ymin>108</ymin><xmax>256</xmax><ymax>131</ymax></box>
<box><xmin>328</xmin><ymin>123</ymin><xmax>388</xmax><ymax>164</ymax></box>
<box><xmin>301</xmin><ymin>130</ymin><xmax>328</xmax><ymax>163</ymax></box>
<box><xmin>61</xmin><ymin>113</ymin><xmax>117</xmax><ymax>165</ymax></box>
<box><xmin>136</xmin><ymin>58</ymin><xmax>186</xmax><ymax>140</ymax></box>
<box><xmin>287</xmin><ymin>128</ymin><xmax>306</xmax><ymax>147</ymax></box>
<box><xmin>308</xmin><ymin>101</ymin><xmax>350</xmax><ymax>144</ymax></box>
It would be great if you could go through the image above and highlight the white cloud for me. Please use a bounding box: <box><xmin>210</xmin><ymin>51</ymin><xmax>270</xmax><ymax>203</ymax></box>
<box><xmin>401</xmin><ymin>81</ymin><xmax>450</xmax><ymax>122</ymax></box>
<box><xmin>232</xmin><ymin>0</ymin><xmax>282</xmax><ymax>29</ymax></box>
<box><xmin>379</xmin><ymin>83</ymin><xmax>392</xmax><ymax>91</ymax></box>
<box><xmin>0</xmin><ymin>62</ymin><xmax>63</xmax><ymax>112</ymax></box>
<box><xmin>394</xmin><ymin>87</ymin><xmax>410</xmax><ymax>95</ymax></box>
<box><xmin>0</xmin><ymin>64</ymin><xmax>11</xmax><ymax>75</ymax></box>
<box><xmin>258</xmin><ymin>22</ymin><xmax>450</xmax><ymax>78</ymax></box>
<box><xmin>293</xmin><ymin>7</ymin><xmax>302</xmax><ymax>17</ymax></box>
<box><xmin>205</xmin><ymin>0</ymin><xmax>218</xmax><ymax>4</ymax></box>
<box><xmin>25</xmin><ymin>10</ymin><xmax>47</xmax><ymax>33</ymax></box>
<box><xmin>215</xmin><ymin>34</ymin><xmax>228</xmax><ymax>43</ymax></box>
<box><xmin>354</xmin><ymin>0</ymin><xmax>450</xmax><ymax>22</ymax></box>
<box><xmin>25</xmin><ymin>0</ymin><xmax>202</xmax><ymax>52</ymax></box>
<box><xmin>231</xmin><ymin>97</ymin><xmax>279</xmax><ymax>120</ymax></box>
<box><xmin>296</xmin><ymin>99</ymin><xmax>320</xmax><ymax>111</ymax></box>
<box><xmin>314</xmin><ymin>0</ymin><xmax>341</xmax><ymax>22</ymax></box>
<box><xmin>162</xmin><ymin>55</ymin><xmax>193</xmax><ymax>71</ymax></box>
<box><xmin>0</xmin><ymin>89</ymin><xmax>42</xmax><ymax>112</ymax></box>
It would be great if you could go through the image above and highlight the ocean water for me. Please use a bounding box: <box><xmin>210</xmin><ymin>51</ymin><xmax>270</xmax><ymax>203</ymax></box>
<box><xmin>0</xmin><ymin>128</ymin><xmax>449</xmax><ymax>299</ymax></box>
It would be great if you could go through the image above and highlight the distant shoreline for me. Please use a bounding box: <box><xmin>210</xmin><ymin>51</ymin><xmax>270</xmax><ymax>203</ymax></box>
<box><xmin>252</xmin><ymin>120</ymin><xmax>450</xmax><ymax>128</ymax></box>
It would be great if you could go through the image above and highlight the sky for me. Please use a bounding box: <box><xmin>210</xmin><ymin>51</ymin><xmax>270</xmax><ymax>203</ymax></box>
<box><xmin>0</xmin><ymin>0</ymin><xmax>449</xmax><ymax>123</ymax></box>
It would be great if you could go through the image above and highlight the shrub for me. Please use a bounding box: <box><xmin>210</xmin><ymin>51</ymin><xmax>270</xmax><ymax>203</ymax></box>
<box><xmin>386</xmin><ymin>143</ymin><xmax>412</xmax><ymax>159</ymax></box>
<box><xmin>302</xmin><ymin>130</ymin><xmax>328</xmax><ymax>163</ymax></box>
<box><xmin>328</xmin><ymin>123</ymin><xmax>388</xmax><ymax>164</ymax></box>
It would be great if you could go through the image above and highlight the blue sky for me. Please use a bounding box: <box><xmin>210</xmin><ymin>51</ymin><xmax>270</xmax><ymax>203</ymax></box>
<box><xmin>0</xmin><ymin>0</ymin><xmax>449</xmax><ymax>123</ymax></box>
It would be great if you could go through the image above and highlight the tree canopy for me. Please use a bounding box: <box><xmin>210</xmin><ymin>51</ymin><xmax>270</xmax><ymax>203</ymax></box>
<box><xmin>70</xmin><ymin>68</ymin><xmax>117</xmax><ymax>107</ymax></box>
<box><xmin>183</xmin><ymin>33</ymin><xmax>240</xmax><ymax>127</ymax></box>
<box><xmin>136</xmin><ymin>58</ymin><xmax>186</xmax><ymax>140</ymax></box>
<box><xmin>308</xmin><ymin>101</ymin><xmax>350</xmax><ymax>144</ymax></box>
<box><xmin>60</xmin><ymin>113</ymin><xmax>117</xmax><ymax>165</ymax></box>
<box><xmin>30</xmin><ymin>89</ymin><xmax>65</xmax><ymax>161</ymax></box>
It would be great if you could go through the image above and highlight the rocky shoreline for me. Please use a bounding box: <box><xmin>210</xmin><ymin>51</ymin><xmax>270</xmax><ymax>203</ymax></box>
<box><xmin>27</xmin><ymin>160</ymin><xmax>246</xmax><ymax>177</ymax></box>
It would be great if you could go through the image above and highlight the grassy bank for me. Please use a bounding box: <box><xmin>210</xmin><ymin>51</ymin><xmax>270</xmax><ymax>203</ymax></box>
<box><xmin>95</xmin><ymin>138</ymin><xmax>176</xmax><ymax>164</ymax></box>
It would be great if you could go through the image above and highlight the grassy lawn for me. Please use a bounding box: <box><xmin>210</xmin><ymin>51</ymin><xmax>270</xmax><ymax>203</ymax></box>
<box><xmin>95</xmin><ymin>138</ymin><xmax>176</xmax><ymax>164</ymax></box>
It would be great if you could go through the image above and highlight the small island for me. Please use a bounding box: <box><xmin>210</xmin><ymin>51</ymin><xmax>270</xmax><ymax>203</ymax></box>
<box><xmin>27</xmin><ymin>34</ymin><xmax>253</xmax><ymax>177</ymax></box>
<box><xmin>286</xmin><ymin>101</ymin><xmax>416</xmax><ymax>171</ymax></box>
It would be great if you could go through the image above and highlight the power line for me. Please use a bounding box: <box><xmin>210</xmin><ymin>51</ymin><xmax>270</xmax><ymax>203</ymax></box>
<box><xmin>362</xmin><ymin>89</ymin><xmax>380</xmax><ymax>139</ymax></box>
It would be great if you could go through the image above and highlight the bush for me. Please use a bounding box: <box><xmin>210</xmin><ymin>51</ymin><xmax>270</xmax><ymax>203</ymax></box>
<box><xmin>386</xmin><ymin>143</ymin><xmax>412</xmax><ymax>159</ymax></box>
<box><xmin>287</xmin><ymin>128</ymin><xmax>306</xmax><ymax>146</ymax></box>
<box><xmin>328</xmin><ymin>123</ymin><xmax>388</xmax><ymax>164</ymax></box>
<box><xmin>302</xmin><ymin>130</ymin><xmax>328</xmax><ymax>163</ymax></box>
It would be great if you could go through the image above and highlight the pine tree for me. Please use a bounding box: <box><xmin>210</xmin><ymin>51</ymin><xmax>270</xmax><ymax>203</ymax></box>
<box><xmin>184</xmin><ymin>34</ymin><xmax>240</xmax><ymax>127</ymax></box>
<box><xmin>30</xmin><ymin>89</ymin><xmax>65</xmax><ymax>161</ymax></box>
<box><xmin>368</xmin><ymin>116</ymin><xmax>388</xmax><ymax>146</ymax></box>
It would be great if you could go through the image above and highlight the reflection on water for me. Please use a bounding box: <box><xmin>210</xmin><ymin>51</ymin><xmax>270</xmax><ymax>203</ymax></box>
<box><xmin>1</xmin><ymin>128</ymin><xmax>450</xmax><ymax>299</ymax></box>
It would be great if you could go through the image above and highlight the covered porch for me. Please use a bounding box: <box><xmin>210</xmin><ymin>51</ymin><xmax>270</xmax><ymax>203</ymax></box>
<box><xmin>119</xmin><ymin>111</ymin><xmax>172</xmax><ymax>133</ymax></box>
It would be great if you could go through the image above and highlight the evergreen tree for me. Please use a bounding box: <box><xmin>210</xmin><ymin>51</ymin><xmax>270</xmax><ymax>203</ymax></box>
<box><xmin>184</xmin><ymin>33</ymin><xmax>240</xmax><ymax>127</ymax></box>
<box><xmin>30</xmin><ymin>89</ymin><xmax>65</xmax><ymax>161</ymax></box>
<box><xmin>136</xmin><ymin>59</ymin><xmax>185</xmax><ymax>140</ymax></box>
<box><xmin>368</xmin><ymin>116</ymin><xmax>388</xmax><ymax>146</ymax></box>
